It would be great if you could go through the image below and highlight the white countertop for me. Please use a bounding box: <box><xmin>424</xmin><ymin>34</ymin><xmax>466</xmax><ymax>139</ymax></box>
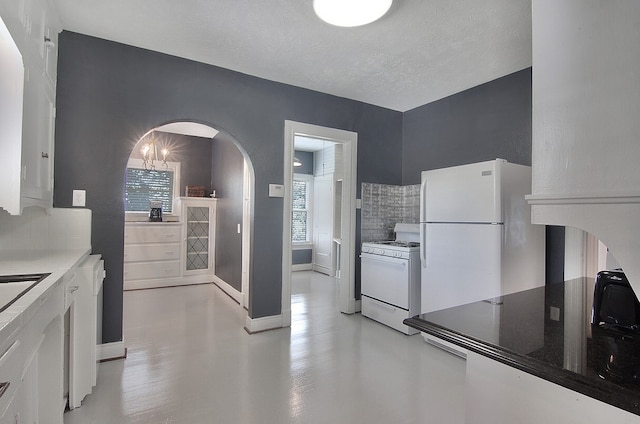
<box><xmin>0</xmin><ymin>248</ymin><xmax>91</xmax><ymax>344</ymax></box>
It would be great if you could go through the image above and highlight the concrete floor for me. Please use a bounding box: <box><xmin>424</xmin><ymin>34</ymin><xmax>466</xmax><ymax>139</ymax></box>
<box><xmin>64</xmin><ymin>271</ymin><xmax>466</xmax><ymax>423</ymax></box>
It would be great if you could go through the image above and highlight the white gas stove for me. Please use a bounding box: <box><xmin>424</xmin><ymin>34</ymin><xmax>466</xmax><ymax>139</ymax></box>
<box><xmin>360</xmin><ymin>223</ymin><xmax>421</xmax><ymax>335</ymax></box>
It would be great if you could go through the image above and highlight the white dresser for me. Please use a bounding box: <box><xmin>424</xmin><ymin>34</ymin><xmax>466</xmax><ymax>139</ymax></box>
<box><xmin>123</xmin><ymin>198</ymin><xmax>216</xmax><ymax>290</ymax></box>
<box><xmin>124</xmin><ymin>223</ymin><xmax>181</xmax><ymax>289</ymax></box>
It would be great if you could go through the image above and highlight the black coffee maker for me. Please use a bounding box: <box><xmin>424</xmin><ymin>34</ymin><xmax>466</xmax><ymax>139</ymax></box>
<box><xmin>149</xmin><ymin>201</ymin><xmax>163</xmax><ymax>222</ymax></box>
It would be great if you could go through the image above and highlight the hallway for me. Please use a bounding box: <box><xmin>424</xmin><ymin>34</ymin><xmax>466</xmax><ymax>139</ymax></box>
<box><xmin>64</xmin><ymin>271</ymin><xmax>466</xmax><ymax>423</ymax></box>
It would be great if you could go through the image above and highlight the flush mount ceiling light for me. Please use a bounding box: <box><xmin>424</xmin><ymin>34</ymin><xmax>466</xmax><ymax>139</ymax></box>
<box><xmin>313</xmin><ymin>0</ymin><xmax>393</xmax><ymax>27</ymax></box>
<box><xmin>293</xmin><ymin>157</ymin><xmax>303</xmax><ymax>167</ymax></box>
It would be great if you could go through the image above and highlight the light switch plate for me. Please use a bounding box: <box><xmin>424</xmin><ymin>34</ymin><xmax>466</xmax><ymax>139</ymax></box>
<box><xmin>268</xmin><ymin>184</ymin><xmax>284</xmax><ymax>198</ymax></box>
<box><xmin>550</xmin><ymin>306</ymin><xmax>560</xmax><ymax>321</ymax></box>
<box><xmin>72</xmin><ymin>190</ymin><xmax>86</xmax><ymax>207</ymax></box>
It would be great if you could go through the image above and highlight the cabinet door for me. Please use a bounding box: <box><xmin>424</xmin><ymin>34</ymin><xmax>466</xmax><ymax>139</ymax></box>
<box><xmin>21</xmin><ymin>66</ymin><xmax>54</xmax><ymax>204</ymax></box>
<box><xmin>184</xmin><ymin>205</ymin><xmax>211</xmax><ymax>272</ymax></box>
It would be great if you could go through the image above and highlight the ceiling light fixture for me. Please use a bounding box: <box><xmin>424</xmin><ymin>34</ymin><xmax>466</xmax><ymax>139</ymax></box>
<box><xmin>313</xmin><ymin>0</ymin><xmax>392</xmax><ymax>27</ymax></box>
<box><xmin>293</xmin><ymin>157</ymin><xmax>303</xmax><ymax>167</ymax></box>
<box><xmin>141</xmin><ymin>135</ymin><xmax>169</xmax><ymax>171</ymax></box>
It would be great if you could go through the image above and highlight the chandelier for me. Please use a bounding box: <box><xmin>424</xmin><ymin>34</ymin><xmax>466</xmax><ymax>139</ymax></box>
<box><xmin>140</xmin><ymin>137</ymin><xmax>169</xmax><ymax>171</ymax></box>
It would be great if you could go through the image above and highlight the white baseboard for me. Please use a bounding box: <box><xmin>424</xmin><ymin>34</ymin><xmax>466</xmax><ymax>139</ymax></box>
<box><xmin>124</xmin><ymin>275</ymin><xmax>214</xmax><ymax>290</ymax></box>
<box><xmin>212</xmin><ymin>275</ymin><xmax>242</xmax><ymax>304</ymax></box>
<box><xmin>312</xmin><ymin>264</ymin><xmax>333</xmax><ymax>275</ymax></box>
<box><xmin>292</xmin><ymin>263</ymin><xmax>312</xmax><ymax>271</ymax></box>
<box><xmin>98</xmin><ymin>341</ymin><xmax>126</xmax><ymax>361</ymax></box>
<box><xmin>244</xmin><ymin>314</ymin><xmax>284</xmax><ymax>333</ymax></box>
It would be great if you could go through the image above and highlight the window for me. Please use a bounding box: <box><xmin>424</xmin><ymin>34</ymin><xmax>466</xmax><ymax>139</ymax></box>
<box><xmin>292</xmin><ymin>174</ymin><xmax>313</xmax><ymax>242</ymax></box>
<box><xmin>125</xmin><ymin>158</ymin><xmax>180</xmax><ymax>214</ymax></box>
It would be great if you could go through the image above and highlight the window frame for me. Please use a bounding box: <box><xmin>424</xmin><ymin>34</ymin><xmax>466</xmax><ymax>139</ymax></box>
<box><xmin>125</xmin><ymin>158</ymin><xmax>181</xmax><ymax>217</ymax></box>
<box><xmin>292</xmin><ymin>173</ymin><xmax>313</xmax><ymax>245</ymax></box>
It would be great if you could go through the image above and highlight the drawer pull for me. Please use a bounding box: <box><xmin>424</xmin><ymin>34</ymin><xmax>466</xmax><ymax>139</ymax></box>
<box><xmin>165</xmin><ymin>251</ymin><xmax>174</xmax><ymax>255</ymax></box>
<box><xmin>0</xmin><ymin>382</ymin><xmax>9</xmax><ymax>398</ymax></box>
<box><xmin>69</xmin><ymin>285</ymin><xmax>80</xmax><ymax>293</ymax></box>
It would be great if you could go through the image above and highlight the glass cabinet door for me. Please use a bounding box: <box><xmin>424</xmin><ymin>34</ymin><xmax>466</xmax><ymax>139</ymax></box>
<box><xmin>186</xmin><ymin>206</ymin><xmax>210</xmax><ymax>271</ymax></box>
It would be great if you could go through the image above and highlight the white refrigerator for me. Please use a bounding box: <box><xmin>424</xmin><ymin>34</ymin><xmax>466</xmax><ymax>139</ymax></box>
<box><xmin>420</xmin><ymin>159</ymin><xmax>545</xmax><ymax>314</ymax></box>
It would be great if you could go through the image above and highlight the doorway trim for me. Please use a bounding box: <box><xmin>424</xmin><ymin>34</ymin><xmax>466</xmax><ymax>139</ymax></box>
<box><xmin>282</xmin><ymin>120</ymin><xmax>358</xmax><ymax>324</ymax></box>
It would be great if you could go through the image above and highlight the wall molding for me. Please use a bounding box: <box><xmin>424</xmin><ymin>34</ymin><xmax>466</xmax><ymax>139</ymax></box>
<box><xmin>98</xmin><ymin>341</ymin><xmax>126</xmax><ymax>361</ymax></box>
<box><xmin>124</xmin><ymin>276</ymin><xmax>214</xmax><ymax>291</ymax></box>
<box><xmin>292</xmin><ymin>264</ymin><xmax>312</xmax><ymax>271</ymax></box>
<box><xmin>244</xmin><ymin>314</ymin><xmax>284</xmax><ymax>333</ymax></box>
<box><xmin>212</xmin><ymin>275</ymin><xmax>242</xmax><ymax>304</ymax></box>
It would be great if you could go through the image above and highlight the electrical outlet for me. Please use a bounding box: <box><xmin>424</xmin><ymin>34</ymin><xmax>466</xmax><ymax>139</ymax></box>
<box><xmin>72</xmin><ymin>189</ymin><xmax>86</xmax><ymax>207</ymax></box>
<box><xmin>550</xmin><ymin>306</ymin><xmax>560</xmax><ymax>321</ymax></box>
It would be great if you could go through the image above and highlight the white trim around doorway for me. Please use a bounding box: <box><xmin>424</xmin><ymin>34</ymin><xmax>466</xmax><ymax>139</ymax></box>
<box><xmin>282</xmin><ymin>121</ymin><xmax>358</xmax><ymax>325</ymax></box>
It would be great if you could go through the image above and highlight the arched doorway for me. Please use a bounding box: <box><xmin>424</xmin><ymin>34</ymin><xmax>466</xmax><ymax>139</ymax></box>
<box><xmin>122</xmin><ymin>121</ymin><xmax>253</xmax><ymax>309</ymax></box>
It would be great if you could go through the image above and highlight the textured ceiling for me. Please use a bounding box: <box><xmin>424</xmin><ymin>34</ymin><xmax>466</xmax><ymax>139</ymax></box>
<box><xmin>50</xmin><ymin>0</ymin><xmax>532</xmax><ymax>112</ymax></box>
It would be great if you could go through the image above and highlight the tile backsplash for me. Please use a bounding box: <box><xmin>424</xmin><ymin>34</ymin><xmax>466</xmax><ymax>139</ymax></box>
<box><xmin>0</xmin><ymin>207</ymin><xmax>92</xmax><ymax>251</ymax></box>
<box><xmin>361</xmin><ymin>183</ymin><xmax>420</xmax><ymax>242</ymax></box>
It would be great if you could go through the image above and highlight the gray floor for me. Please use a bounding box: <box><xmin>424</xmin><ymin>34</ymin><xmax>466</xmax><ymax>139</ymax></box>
<box><xmin>64</xmin><ymin>271</ymin><xmax>466</xmax><ymax>423</ymax></box>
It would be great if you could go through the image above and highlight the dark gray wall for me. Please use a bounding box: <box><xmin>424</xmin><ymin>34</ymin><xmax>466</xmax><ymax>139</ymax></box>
<box><xmin>546</xmin><ymin>226</ymin><xmax>565</xmax><ymax>284</ymax></box>
<box><xmin>402</xmin><ymin>68</ymin><xmax>533</xmax><ymax>184</ymax></box>
<box><xmin>53</xmin><ymin>31</ymin><xmax>402</xmax><ymax>343</ymax></box>
<box><xmin>178</xmin><ymin>135</ymin><xmax>214</xmax><ymax>196</ymax></box>
<box><xmin>292</xmin><ymin>249</ymin><xmax>312</xmax><ymax>265</ymax></box>
<box><xmin>211</xmin><ymin>134</ymin><xmax>244</xmax><ymax>291</ymax></box>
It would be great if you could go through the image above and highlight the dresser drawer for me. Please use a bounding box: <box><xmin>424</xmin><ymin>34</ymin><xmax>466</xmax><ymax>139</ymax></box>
<box><xmin>124</xmin><ymin>261</ymin><xmax>181</xmax><ymax>281</ymax></box>
<box><xmin>124</xmin><ymin>224</ymin><xmax>181</xmax><ymax>244</ymax></box>
<box><xmin>124</xmin><ymin>243</ymin><xmax>181</xmax><ymax>262</ymax></box>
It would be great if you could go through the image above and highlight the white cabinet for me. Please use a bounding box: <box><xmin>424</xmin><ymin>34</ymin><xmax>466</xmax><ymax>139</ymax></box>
<box><xmin>123</xmin><ymin>198</ymin><xmax>217</xmax><ymax>290</ymax></box>
<box><xmin>69</xmin><ymin>255</ymin><xmax>104</xmax><ymax>409</ymax></box>
<box><xmin>0</xmin><ymin>273</ymin><xmax>65</xmax><ymax>424</ymax></box>
<box><xmin>0</xmin><ymin>0</ymin><xmax>60</xmax><ymax>215</ymax></box>
<box><xmin>21</xmin><ymin>64</ymin><xmax>55</xmax><ymax>205</ymax></box>
<box><xmin>178</xmin><ymin>197</ymin><xmax>216</xmax><ymax>276</ymax></box>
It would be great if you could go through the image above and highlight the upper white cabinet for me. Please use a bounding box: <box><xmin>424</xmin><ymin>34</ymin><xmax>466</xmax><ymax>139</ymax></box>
<box><xmin>0</xmin><ymin>0</ymin><xmax>60</xmax><ymax>214</ymax></box>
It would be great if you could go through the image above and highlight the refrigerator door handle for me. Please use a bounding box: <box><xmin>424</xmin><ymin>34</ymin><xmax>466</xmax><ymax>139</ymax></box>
<box><xmin>420</xmin><ymin>223</ymin><xmax>427</xmax><ymax>268</ymax></box>
<box><xmin>420</xmin><ymin>176</ymin><xmax>427</xmax><ymax>223</ymax></box>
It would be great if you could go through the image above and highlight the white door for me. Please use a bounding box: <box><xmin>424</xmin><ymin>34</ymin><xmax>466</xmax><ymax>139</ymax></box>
<box><xmin>421</xmin><ymin>159</ymin><xmax>502</xmax><ymax>224</ymax></box>
<box><xmin>313</xmin><ymin>174</ymin><xmax>333</xmax><ymax>275</ymax></box>
<box><xmin>421</xmin><ymin>223</ymin><xmax>503</xmax><ymax>313</ymax></box>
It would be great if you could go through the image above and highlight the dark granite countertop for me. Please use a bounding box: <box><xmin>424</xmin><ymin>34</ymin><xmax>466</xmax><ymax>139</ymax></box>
<box><xmin>404</xmin><ymin>278</ymin><xmax>640</xmax><ymax>416</ymax></box>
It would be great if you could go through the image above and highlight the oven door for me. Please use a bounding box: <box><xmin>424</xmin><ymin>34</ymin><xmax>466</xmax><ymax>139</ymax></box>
<box><xmin>361</xmin><ymin>252</ymin><xmax>409</xmax><ymax>309</ymax></box>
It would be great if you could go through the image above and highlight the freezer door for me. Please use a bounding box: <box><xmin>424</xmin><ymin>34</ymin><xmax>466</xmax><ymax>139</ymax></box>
<box><xmin>421</xmin><ymin>223</ymin><xmax>503</xmax><ymax>313</ymax></box>
<box><xmin>421</xmin><ymin>159</ymin><xmax>502</xmax><ymax>223</ymax></box>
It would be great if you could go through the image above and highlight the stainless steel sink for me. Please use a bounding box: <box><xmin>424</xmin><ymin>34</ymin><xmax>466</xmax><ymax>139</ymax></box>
<box><xmin>0</xmin><ymin>273</ymin><xmax>50</xmax><ymax>313</ymax></box>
